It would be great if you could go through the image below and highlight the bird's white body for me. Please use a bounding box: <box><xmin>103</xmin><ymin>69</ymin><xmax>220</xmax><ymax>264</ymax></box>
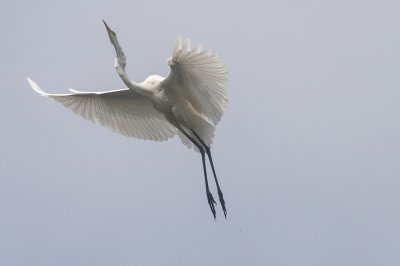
<box><xmin>28</xmin><ymin>21</ymin><xmax>228</xmax><ymax>218</ymax></box>
<box><xmin>28</xmin><ymin>36</ymin><xmax>226</xmax><ymax>149</ymax></box>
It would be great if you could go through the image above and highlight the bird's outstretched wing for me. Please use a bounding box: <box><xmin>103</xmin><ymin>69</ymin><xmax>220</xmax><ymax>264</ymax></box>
<box><xmin>27</xmin><ymin>78</ymin><xmax>177</xmax><ymax>141</ymax></box>
<box><xmin>164</xmin><ymin>36</ymin><xmax>228</xmax><ymax>126</ymax></box>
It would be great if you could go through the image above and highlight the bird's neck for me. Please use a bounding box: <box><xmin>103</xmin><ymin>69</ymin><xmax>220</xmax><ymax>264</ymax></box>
<box><xmin>115</xmin><ymin>63</ymin><xmax>153</xmax><ymax>98</ymax></box>
<box><xmin>129</xmin><ymin>81</ymin><xmax>153</xmax><ymax>98</ymax></box>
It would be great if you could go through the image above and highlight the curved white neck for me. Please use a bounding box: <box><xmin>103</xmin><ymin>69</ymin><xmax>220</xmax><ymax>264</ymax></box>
<box><xmin>103</xmin><ymin>22</ymin><xmax>152</xmax><ymax>98</ymax></box>
<box><xmin>114</xmin><ymin>59</ymin><xmax>152</xmax><ymax>97</ymax></box>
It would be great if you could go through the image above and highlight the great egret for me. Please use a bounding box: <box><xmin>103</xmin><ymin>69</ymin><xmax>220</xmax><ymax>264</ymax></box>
<box><xmin>27</xmin><ymin>20</ymin><xmax>228</xmax><ymax>219</ymax></box>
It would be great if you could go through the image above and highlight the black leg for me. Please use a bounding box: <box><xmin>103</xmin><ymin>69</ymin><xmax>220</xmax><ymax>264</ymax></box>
<box><xmin>204</xmin><ymin>146</ymin><xmax>227</xmax><ymax>218</ymax></box>
<box><xmin>191</xmin><ymin>130</ymin><xmax>227</xmax><ymax>218</ymax></box>
<box><xmin>200</xmin><ymin>146</ymin><xmax>217</xmax><ymax>219</ymax></box>
<box><xmin>178</xmin><ymin>128</ymin><xmax>217</xmax><ymax>219</ymax></box>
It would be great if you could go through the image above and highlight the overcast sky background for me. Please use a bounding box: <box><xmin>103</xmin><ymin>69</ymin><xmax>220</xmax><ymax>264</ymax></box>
<box><xmin>1</xmin><ymin>0</ymin><xmax>400</xmax><ymax>265</ymax></box>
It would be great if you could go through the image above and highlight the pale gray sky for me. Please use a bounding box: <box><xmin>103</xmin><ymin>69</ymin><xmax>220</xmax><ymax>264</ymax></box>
<box><xmin>1</xmin><ymin>0</ymin><xmax>400</xmax><ymax>265</ymax></box>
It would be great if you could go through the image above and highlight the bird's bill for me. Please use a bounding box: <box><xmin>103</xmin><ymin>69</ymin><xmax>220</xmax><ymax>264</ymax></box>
<box><xmin>102</xmin><ymin>19</ymin><xmax>118</xmax><ymax>45</ymax></box>
<box><xmin>102</xmin><ymin>20</ymin><xmax>114</xmax><ymax>34</ymax></box>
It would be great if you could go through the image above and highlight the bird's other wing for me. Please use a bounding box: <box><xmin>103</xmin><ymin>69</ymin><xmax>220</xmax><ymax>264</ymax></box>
<box><xmin>163</xmin><ymin>36</ymin><xmax>228</xmax><ymax>126</ymax></box>
<box><xmin>27</xmin><ymin>78</ymin><xmax>177</xmax><ymax>141</ymax></box>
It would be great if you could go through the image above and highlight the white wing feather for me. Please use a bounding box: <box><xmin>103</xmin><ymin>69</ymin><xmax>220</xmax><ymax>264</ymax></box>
<box><xmin>27</xmin><ymin>78</ymin><xmax>176</xmax><ymax>141</ymax></box>
<box><xmin>164</xmin><ymin>36</ymin><xmax>228</xmax><ymax>126</ymax></box>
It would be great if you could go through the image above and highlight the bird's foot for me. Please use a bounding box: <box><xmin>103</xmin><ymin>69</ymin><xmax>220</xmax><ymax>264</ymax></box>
<box><xmin>207</xmin><ymin>191</ymin><xmax>217</xmax><ymax>219</ymax></box>
<box><xmin>218</xmin><ymin>190</ymin><xmax>227</xmax><ymax>218</ymax></box>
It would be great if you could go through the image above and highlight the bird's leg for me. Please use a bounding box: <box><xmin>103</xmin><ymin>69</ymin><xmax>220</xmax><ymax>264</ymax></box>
<box><xmin>191</xmin><ymin>130</ymin><xmax>227</xmax><ymax>218</ymax></box>
<box><xmin>178</xmin><ymin>127</ymin><xmax>217</xmax><ymax>219</ymax></box>
<box><xmin>200</xmin><ymin>147</ymin><xmax>217</xmax><ymax>219</ymax></box>
<box><xmin>204</xmin><ymin>146</ymin><xmax>227</xmax><ymax>218</ymax></box>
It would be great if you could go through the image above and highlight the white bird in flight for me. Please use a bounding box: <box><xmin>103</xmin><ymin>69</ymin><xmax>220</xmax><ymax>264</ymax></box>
<box><xmin>27</xmin><ymin>20</ymin><xmax>228</xmax><ymax>219</ymax></box>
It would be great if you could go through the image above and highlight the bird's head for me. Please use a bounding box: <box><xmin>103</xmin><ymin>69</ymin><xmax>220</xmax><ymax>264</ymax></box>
<box><xmin>102</xmin><ymin>20</ymin><xmax>118</xmax><ymax>44</ymax></box>
<box><xmin>102</xmin><ymin>20</ymin><xmax>126</xmax><ymax>70</ymax></box>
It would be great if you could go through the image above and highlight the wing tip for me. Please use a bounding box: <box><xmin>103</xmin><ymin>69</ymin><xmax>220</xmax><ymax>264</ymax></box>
<box><xmin>27</xmin><ymin>78</ymin><xmax>48</xmax><ymax>97</ymax></box>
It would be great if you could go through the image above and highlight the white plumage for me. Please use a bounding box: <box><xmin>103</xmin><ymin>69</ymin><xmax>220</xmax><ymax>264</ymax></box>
<box><xmin>28</xmin><ymin>21</ymin><xmax>228</xmax><ymax>219</ymax></box>
<box><xmin>28</xmin><ymin>81</ymin><xmax>177</xmax><ymax>141</ymax></box>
